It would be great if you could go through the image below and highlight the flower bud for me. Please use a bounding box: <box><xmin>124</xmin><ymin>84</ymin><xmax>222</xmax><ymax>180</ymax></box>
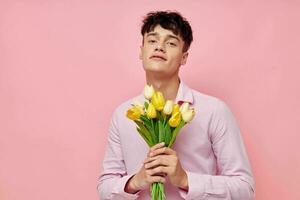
<box><xmin>168</xmin><ymin>111</ymin><xmax>182</xmax><ymax>127</ymax></box>
<box><xmin>180</xmin><ymin>102</ymin><xmax>190</xmax><ymax>114</ymax></box>
<box><xmin>126</xmin><ymin>107</ymin><xmax>141</xmax><ymax>121</ymax></box>
<box><xmin>143</xmin><ymin>84</ymin><xmax>155</xmax><ymax>100</ymax></box>
<box><xmin>182</xmin><ymin>109</ymin><xmax>195</xmax><ymax>123</ymax></box>
<box><xmin>146</xmin><ymin>103</ymin><xmax>157</xmax><ymax>119</ymax></box>
<box><xmin>163</xmin><ymin>100</ymin><xmax>174</xmax><ymax>115</ymax></box>
<box><xmin>132</xmin><ymin>100</ymin><xmax>145</xmax><ymax>115</ymax></box>
<box><xmin>172</xmin><ymin>104</ymin><xmax>180</xmax><ymax>116</ymax></box>
<box><xmin>152</xmin><ymin>91</ymin><xmax>165</xmax><ymax>111</ymax></box>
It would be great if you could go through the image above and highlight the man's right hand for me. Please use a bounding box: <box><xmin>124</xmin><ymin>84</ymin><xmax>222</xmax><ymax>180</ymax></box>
<box><xmin>124</xmin><ymin>142</ymin><xmax>166</xmax><ymax>194</ymax></box>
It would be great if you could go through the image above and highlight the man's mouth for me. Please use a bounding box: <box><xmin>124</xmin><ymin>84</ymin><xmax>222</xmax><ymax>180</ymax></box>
<box><xmin>150</xmin><ymin>55</ymin><xmax>167</xmax><ymax>61</ymax></box>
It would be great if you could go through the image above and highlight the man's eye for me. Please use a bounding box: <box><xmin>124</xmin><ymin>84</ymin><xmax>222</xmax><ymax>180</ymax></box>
<box><xmin>168</xmin><ymin>42</ymin><xmax>177</xmax><ymax>47</ymax></box>
<box><xmin>148</xmin><ymin>40</ymin><xmax>157</xmax><ymax>43</ymax></box>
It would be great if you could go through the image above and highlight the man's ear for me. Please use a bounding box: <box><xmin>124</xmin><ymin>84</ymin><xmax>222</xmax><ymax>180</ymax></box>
<box><xmin>181</xmin><ymin>52</ymin><xmax>189</xmax><ymax>65</ymax></box>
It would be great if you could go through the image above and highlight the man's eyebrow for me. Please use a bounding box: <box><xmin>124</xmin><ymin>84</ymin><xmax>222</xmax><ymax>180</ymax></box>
<box><xmin>146</xmin><ymin>32</ymin><xmax>180</xmax><ymax>41</ymax></box>
<box><xmin>146</xmin><ymin>32</ymin><xmax>158</xmax><ymax>37</ymax></box>
<box><xmin>166</xmin><ymin>35</ymin><xmax>180</xmax><ymax>41</ymax></box>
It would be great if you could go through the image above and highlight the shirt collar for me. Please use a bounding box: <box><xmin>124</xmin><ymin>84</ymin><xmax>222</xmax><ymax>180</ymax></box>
<box><xmin>174</xmin><ymin>79</ymin><xmax>194</xmax><ymax>105</ymax></box>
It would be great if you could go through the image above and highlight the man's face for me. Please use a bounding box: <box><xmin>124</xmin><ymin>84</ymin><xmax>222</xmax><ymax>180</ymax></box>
<box><xmin>139</xmin><ymin>25</ymin><xmax>188</xmax><ymax>77</ymax></box>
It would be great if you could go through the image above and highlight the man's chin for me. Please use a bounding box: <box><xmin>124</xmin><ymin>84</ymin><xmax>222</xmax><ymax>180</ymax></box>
<box><xmin>143</xmin><ymin>68</ymin><xmax>166</xmax><ymax>74</ymax></box>
<box><xmin>143</xmin><ymin>65</ymin><xmax>166</xmax><ymax>71</ymax></box>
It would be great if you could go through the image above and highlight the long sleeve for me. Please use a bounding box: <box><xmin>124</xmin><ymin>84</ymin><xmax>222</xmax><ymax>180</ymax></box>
<box><xmin>97</xmin><ymin>111</ymin><xmax>140</xmax><ymax>200</ymax></box>
<box><xmin>180</xmin><ymin>100</ymin><xmax>255</xmax><ymax>200</ymax></box>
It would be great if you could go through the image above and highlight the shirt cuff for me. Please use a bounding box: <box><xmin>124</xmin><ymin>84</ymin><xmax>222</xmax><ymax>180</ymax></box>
<box><xmin>179</xmin><ymin>171</ymin><xmax>207</xmax><ymax>200</ymax></box>
<box><xmin>112</xmin><ymin>174</ymin><xmax>141</xmax><ymax>199</ymax></box>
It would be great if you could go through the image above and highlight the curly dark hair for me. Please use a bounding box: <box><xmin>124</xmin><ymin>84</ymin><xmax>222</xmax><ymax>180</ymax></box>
<box><xmin>141</xmin><ymin>11</ymin><xmax>193</xmax><ymax>52</ymax></box>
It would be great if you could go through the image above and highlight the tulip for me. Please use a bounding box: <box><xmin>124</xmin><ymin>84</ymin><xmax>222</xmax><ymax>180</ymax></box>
<box><xmin>132</xmin><ymin>100</ymin><xmax>145</xmax><ymax>115</ymax></box>
<box><xmin>146</xmin><ymin>103</ymin><xmax>157</xmax><ymax>118</ymax></box>
<box><xmin>172</xmin><ymin>104</ymin><xmax>180</xmax><ymax>116</ymax></box>
<box><xmin>180</xmin><ymin>102</ymin><xmax>190</xmax><ymax>114</ymax></box>
<box><xmin>182</xmin><ymin>109</ymin><xmax>195</xmax><ymax>123</ymax></box>
<box><xmin>126</xmin><ymin>107</ymin><xmax>141</xmax><ymax>121</ymax></box>
<box><xmin>152</xmin><ymin>91</ymin><xmax>165</xmax><ymax>111</ymax></box>
<box><xmin>168</xmin><ymin>111</ymin><xmax>182</xmax><ymax>127</ymax></box>
<box><xmin>163</xmin><ymin>100</ymin><xmax>174</xmax><ymax>115</ymax></box>
<box><xmin>144</xmin><ymin>84</ymin><xmax>155</xmax><ymax>100</ymax></box>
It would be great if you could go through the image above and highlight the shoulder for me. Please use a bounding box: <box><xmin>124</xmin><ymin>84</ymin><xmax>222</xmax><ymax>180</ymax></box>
<box><xmin>190</xmin><ymin>87</ymin><xmax>229</xmax><ymax>114</ymax></box>
<box><xmin>192</xmin><ymin>89</ymin><xmax>238</xmax><ymax>129</ymax></box>
<box><xmin>189</xmin><ymin>88</ymin><xmax>239</xmax><ymax>138</ymax></box>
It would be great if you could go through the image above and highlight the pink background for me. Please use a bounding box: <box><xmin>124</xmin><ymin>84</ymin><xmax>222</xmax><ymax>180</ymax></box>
<box><xmin>1</xmin><ymin>0</ymin><xmax>299</xmax><ymax>199</ymax></box>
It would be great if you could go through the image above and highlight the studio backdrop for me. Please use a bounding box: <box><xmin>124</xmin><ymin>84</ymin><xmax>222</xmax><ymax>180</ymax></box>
<box><xmin>0</xmin><ymin>0</ymin><xmax>299</xmax><ymax>199</ymax></box>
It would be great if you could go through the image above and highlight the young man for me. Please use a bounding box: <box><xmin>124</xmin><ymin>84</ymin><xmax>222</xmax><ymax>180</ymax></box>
<box><xmin>98</xmin><ymin>11</ymin><xmax>255</xmax><ymax>199</ymax></box>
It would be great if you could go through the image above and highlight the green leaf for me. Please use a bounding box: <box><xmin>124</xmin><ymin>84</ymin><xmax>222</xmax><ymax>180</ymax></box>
<box><xmin>140</xmin><ymin>115</ymin><xmax>152</xmax><ymax>129</ymax></box>
<box><xmin>140</xmin><ymin>115</ymin><xmax>149</xmax><ymax>123</ymax></box>
<box><xmin>151</xmin><ymin>119</ymin><xmax>158</xmax><ymax>143</ymax></box>
<box><xmin>158</xmin><ymin>120</ymin><xmax>165</xmax><ymax>143</ymax></box>
<box><xmin>138</xmin><ymin>118</ymin><xmax>157</xmax><ymax>145</ymax></box>
<box><xmin>164</xmin><ymin>124</ymin><xmax>171</xmax><ymax>146</ymax></box>
<box><xmin>168</xmin><ymin>120</ymin><xmax>186</xmax><ymax>148</ymax></box>
<box><xmin>144</xmin><ymin>101</ymin><xmax>149</xmax><ymax>109</ymax></box>
<box><xmin>136</xmin><ymin>127</ymin><xmax>152</xmax><ymax>147</ymax></box>
<box><xmin>134</xmin><ymin>121</ymin><xmax>154</xmax><ymax>146</ymax></box>
<box><xmin>156</xmin><ymin>111</ymin><xmax>164</xmax><ymax>121</ymax></box>
<box><xmin>136</xmin><ymin>124</ymin><xmax>151</xmax><ymax>143</ymax></box>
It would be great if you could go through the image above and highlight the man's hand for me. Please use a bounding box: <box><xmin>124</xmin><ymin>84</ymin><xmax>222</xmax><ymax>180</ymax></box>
<box><xmin>144</xmin><ymin>143</ymin><xmax>189</xmax><ymax>190</ymax></box>
<box><xmin>125</xmin><ymin>142</ymin><xmax>167</xmax><ymax>194</ymax></box>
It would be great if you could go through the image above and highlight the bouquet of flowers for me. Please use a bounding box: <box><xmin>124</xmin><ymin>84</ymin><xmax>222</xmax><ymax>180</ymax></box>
<box><xmin>126</xmin><ymin>84</ymin><xmax>195</xmax><ymax>200</ymax></box>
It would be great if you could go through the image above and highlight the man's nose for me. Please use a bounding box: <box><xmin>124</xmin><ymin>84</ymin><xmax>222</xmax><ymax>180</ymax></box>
<box><xmin>155</xmin><ymin>42</ymin><xmax>165</xmax><ymax>52</ymax></box>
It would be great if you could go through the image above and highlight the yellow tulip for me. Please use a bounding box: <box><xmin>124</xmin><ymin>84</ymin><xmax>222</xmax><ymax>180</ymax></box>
<box><xmin>144</xmin><ymin>84</ymin><xmax>155</xmax><ymax>100</ymax></box>
<box><xmin>168</xmin><ymin>111</ymin><xmax>182</xmax><ymax>127</ymax></box>
<box><xmin>126</xmin><ymin>107</ymin><xmax>141</xmax><ymax>121</ymax></box>
<box><xmin>132</xmin><ymin>100</ymin><xmax>145</xmax><ymax>115</ymax></box>
<box><xmin>172</xmin><ymin>104</ymin><xmax>180</xmax><ymax>116</ymax></box>
<box><xmin>152</xmin><ymin>91</ymin><xmax>165</xmax><ymax>111</ymax></box>
<box><xmin>146</xmin><ymin>103</ymin><xmax>157</xmax><ymax>119</ymax></box>
<box><xmin>182</xmin><ymin>109</ymin><xmax>195</xmax><ymax>123</ymax></box>
<box><xmin>180</xmin><ymin>102</ymin><xmax>190</xmax><ymax>114</ymax></box>
<box><xmin>163</xmin><ymin>100</ymin><xmax>174</xmax><ymax>115</ymax></box>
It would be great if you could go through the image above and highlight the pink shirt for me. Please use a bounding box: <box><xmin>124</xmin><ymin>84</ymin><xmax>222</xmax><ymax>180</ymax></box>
<box><xmin>97</xmin><ymin>81</ymin><xmax>255</xmax><ymax>200</ymax></box>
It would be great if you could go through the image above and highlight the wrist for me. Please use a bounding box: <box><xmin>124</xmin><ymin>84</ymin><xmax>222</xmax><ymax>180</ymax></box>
<box><xmin>178</xmin><ymin>171</ymin><xmax>189</xmax><ymax>191</ymax></box>
<box><xmin>124</xmin><ymin>175</ymin><xmax>140</xmax><ymax>194</ymax></box>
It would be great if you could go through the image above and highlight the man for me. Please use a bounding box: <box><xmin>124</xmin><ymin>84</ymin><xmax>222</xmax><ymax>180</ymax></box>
<box><xmin>98</xmin><ymin>11</ymin><xmax>255</xmax><ymax>199</ymax></box>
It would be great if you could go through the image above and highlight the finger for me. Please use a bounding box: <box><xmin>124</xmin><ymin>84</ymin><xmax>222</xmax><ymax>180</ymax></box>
<box><xmin>143</xmin><ymin>156</ymin><xmax>156</xmax><ymax>164</ymax></box>
<box><xmin>149</xmin><ymin>142</ymin><xmax>165</xmax><ymax>152</ymax></box>
<box><xmin>144</xmin><ymin>156</ymin><xmax>170</xmax><ymax>169</ymax></box>
<box><xmin>146</xmin><ymin>166</ymin><xmax>170</xmax><ymax>176</ymax></box>
<box><xmin>151</xmin><ymin>172</ymin><xmax>167</xmax><ymax>177</ymax></box>
<box><xmin>150</xmin><ymin>147</ymin><xmax>175</xmax><ymax>157</ymax></box>
<box><xmin>144</xmin><ymin>154</ymin><xmax>167</xmax><ymax>164</ymax></box>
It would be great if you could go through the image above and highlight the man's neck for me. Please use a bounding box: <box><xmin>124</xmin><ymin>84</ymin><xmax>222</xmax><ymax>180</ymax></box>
<box><xmin>145</xmin><ymin>72</ymin><xmax>180</xmax><ymax>101</ymax></box>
